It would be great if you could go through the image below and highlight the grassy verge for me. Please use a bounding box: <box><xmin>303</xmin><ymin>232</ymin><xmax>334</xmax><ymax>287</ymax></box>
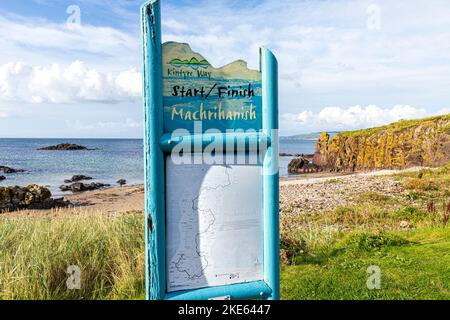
<box><xmin>280</xmin><ymin>163</ymin><xmax>450</xmax><ymax>300</ymax></box>
<box><xmin>0</xmin><ymin>213</ymin><xmax>145</xmax><ymax>300</ymax></box>
<box><xmin>281</xmin><ymin>228</ymin><xmax>450</xmax><ymax>300</ymax></box>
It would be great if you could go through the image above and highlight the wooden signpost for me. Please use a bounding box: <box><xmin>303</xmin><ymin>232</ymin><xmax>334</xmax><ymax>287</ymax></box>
<box><xmin>142</xmin><ymin>0</ymin><xmax>279</xmax><ymax>300</ymax></box>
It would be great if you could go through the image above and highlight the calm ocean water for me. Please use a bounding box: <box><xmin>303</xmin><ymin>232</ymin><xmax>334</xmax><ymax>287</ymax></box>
<box><xmin>0</xmin><ymin>139</ymin><xmax>143</xmax><ymax>196</ymax></box>
<box><xmin>0</xmin><ymin>138</ymin><xmax>317</xmax><ymax>196</ymax></box>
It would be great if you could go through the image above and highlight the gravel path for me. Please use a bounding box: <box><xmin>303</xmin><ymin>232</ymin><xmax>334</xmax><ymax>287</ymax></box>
<box><xmin>279</xmin><ymin>168</ymin><xmax>424</xmax><ymax>214</ymax></box>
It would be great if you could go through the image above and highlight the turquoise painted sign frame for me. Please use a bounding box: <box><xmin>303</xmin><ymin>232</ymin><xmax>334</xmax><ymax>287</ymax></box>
<box><xmin>141</xmin><ymin>0</ymin><xmax>279</xmax><ymax>300</ymax></box>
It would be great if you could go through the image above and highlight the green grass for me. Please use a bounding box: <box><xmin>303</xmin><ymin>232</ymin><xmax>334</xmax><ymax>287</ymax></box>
<box><xmin>0</xmin><ymin>213</ymin><xmax>145</xmax><ymax>300</ymax></box>
<box><xmin>281</xmin><ymin>227</ymin><xmax>450</xmax><ymax>300</ymax></box>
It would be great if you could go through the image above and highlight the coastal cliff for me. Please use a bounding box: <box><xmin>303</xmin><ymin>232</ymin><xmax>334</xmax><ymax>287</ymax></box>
<box><xmin>313</xmin><ymin>114</ymin><xmax>450</xmax><ymax>171</ymax></box>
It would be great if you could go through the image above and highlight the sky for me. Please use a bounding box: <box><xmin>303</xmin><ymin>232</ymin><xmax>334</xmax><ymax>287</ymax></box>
<box><xmin>0</xmin><ymin>0</ymin><xmax>449</xmax><ymax>138</ymax></box>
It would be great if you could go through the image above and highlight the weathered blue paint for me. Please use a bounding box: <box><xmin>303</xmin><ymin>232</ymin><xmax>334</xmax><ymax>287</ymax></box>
<box><xmin>166</xmin><ymin>281</ymin><xmax>272</xmax><ymax>301</ymax></box>
<box><xmin>261</xmin><ymin>47</ymin><xmax>280</xmax><ymax>300</ymax></box>
<box><xmin>141</xmin><ymin>0</ymin><xmax>165</xmax><ymax>300</ymax></box>
<box><xmin>142</xmin><ymin>0</ymin><xmax>280</xmax><ymax>300</ymax></box>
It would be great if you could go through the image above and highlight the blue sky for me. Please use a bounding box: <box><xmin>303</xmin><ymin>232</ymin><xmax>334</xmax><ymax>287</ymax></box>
<box><xmin>0</xmin><ymin>0</ymin><xmax>449</xmax><ymax>138</ymax></box>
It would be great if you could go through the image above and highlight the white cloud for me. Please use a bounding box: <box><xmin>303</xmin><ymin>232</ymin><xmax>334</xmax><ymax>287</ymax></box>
<box><xmin>0</xmin><ymin>61</ymin><xmax>142</xmax><ymax>104</ymax></box>
<box><xmin>282</xmin><ymin>105</ymin><xmax>427</xmax><ymax>131</ymax></box>
<box><xmin>282</xmin><ymin>110</ymin><xmax>313</xmax><ymax>124</ymax></box>
<box><xmin>115</xmin><ymin>69</ymin><xmax>142</xmax><ymax>97</ymax></box>
<box><xmin>163</xmin><ymin>19</ymin><xmax>188</xmax><ymax>32</ymax></box>
<box><xmin>318</xmin><ymin>105</ymin><xmax>426</xmax><ymax>128</ymax></box>
<box><xmin>433</xmin><ymin>107</ymin><xmax>450</xmax><ymax>116</ymax></box>
<box><xmin>0</xmin><ymin>14</ymin><xmax>139</xmax><ymax>68</ymax></box>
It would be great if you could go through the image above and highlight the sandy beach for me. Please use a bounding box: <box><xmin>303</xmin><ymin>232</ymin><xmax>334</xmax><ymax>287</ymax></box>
<box><xmin>65</xmin><ymin>184</ymin><xmax>145</xmax><ymax>214</ymax></box>
<box><xmin>6</xmin><ymin>184</ymin><xmax>145</xmax><ymax>217</ymax></box>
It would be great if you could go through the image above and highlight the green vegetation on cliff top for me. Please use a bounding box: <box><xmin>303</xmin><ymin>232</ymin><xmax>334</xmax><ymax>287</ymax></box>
<box><xmin>339</xmin><ymin>114</ymin><xmax>450</xmax><ymax>137</ymax></box>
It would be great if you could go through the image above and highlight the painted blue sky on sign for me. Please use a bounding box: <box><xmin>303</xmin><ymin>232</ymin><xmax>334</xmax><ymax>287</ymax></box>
<box><xmin>0</xmin><ymin>0</ymin><xmax>449</xmax><ymax>138</ymax></box>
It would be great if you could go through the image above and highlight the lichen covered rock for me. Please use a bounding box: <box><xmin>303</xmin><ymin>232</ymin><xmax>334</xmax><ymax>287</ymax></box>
<box><xmin>59</xmin><ymin>182</ymin><xmax>111</xmax><ymax>193</ymax></box>
<box><xmin>313</xmin><ymin>114</ymin><xmax>450</xmax><ymax>172</ymax></box>
<box><xmin>0</xmin><ymin>185</ymin><xmax>70</xmax><ymax>213</ymax></box>
<box><xmin>288</xmin><ymin>157</ymin><xmax>322</xmax><ymax>174</ymax></box>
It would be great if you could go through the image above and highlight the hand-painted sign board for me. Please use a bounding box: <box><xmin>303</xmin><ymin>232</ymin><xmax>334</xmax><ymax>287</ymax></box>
<box><xmin>142</xmin><ymin>0</ymin><xmax>279</xmax><ymax>300</ymax></box>
<box><xmin>163</xmin><ymin>41</ymin><xmax>262</xmax><ymax>133</ymax></box>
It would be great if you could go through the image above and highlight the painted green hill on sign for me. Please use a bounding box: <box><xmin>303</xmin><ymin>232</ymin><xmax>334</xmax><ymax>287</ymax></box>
<box><xmin>169</xmin><ymin>57</ymin><xmax>210</xmax><ymax>69</ymax></box>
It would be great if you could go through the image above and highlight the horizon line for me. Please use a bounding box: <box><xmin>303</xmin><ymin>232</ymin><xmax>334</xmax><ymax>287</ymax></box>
<box><xmin>0</xmin><ymin>137</ymin><xmax>144</xmax><ymax>140</ymax></box>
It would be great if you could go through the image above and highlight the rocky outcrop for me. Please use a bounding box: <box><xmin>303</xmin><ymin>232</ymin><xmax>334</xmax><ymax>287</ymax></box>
<box><xmin>0</xmin><ymin>166</ymin><xmax>25</xmax><ymax>174</ymax></box>
<box><xmin>313</xmin><ymin>114</ymin><xmax>450</xmax><ymax>172</ymax></box>
<box><xmin>60</xmin><ymin>182</ymin><xmax>111</xmax><ymax>193</ymax></box>
<box><xmin>288</xmin><ymin>157</ymin><xmax>323</xmax><ymax>174</ymax></box>
<box><xmin>0</xmin><ymin>176</ymin><xmax>5</xmax><ymax>181</ymax></box>
<box><xmin>0</xmin><ymin>185</ymin><xmax>70</xmax><ymax>213</ymax></box>
<box><xmin>38</xmin><ymin>144</ymin><xmax>94</xmax><ymax>151</ymax></box>
<box><xmin>280</xmin><ymin>153</ymin><xmax>315</xmax><ymax>158</ymax></box>
<box><xmin>64</xmin><ymin>175</ymin><xmax>93</xmax><ymax>183</ymax></box>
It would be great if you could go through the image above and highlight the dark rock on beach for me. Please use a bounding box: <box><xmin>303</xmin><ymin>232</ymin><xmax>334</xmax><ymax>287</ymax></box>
<box><xmin>0</xmin><ymin>176</ymin><xmax>5</xmax><ymax>181</ymax></box>
<box><xmin>38</xmin><ymin>143</ymin><xmax>95</xmax><ymax>151</ymax></box>
<box><xmin>59</xmin><ymin>185</ymin><xmax>71</xmax><ymax>192</ymax></box>
<box><xmin>0</xmin><ymin>166</ymin><xmax>26</xmax><ymax>174</ymax></box>
<box><xmin>64</xmin><ymin>175</ymin><xmax>93</xmax><ymax>183</ymax></box>
<box><xmin>72</xmin><ymin>175</ymin><xmax>93</xmax><ymax>182</ymax></box>
<box><xmin>0</xmin><ymin>184</ymin><xmax>70</xmax><ymax>213</ymax></box>
<box><xmin>288</xmin><ymin>157</ymin><xmax>323</xmax><ymax>174</ymax></box>
<box><xmin>60</xmin><ymin>182</ymin><xmax>111</xmax><ymax>193</ymax></box>
<box><xmin>288</xmin><ymin>157</ymin><xmax>309</xmax><ymax>172</ymax></box>
<box><xmin>280</xmin><ymin>153</ymin><xmax>315</xmax><ymax>158</ymax></box>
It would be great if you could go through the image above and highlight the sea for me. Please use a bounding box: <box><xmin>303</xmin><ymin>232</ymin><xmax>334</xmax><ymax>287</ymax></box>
<box><xmin>0</xmin><ymin>137</ymin><xmax>318</xmax><ymax>196</ymax></box>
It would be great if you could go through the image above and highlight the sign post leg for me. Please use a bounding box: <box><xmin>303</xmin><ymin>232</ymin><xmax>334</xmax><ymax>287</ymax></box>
<box><xmin>261</xmin><ymin>47</ymin><xmax>280</xmax><ymax>301</ymax></box>
<box><xmin>141</xmin><ymin>0</ymin><xmax>165</xmax><ymax>301</ymax></box>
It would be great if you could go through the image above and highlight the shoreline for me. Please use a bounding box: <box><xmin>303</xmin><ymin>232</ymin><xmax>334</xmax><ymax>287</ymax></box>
<box><xmin>1</xmin><ymin>166</ymin><xmax>429</xmax><ymax>217</ymax></box>
<box><xmin>280</xmin><ymin>166</ymin><xmax>427</xmax><ymax>185</ymax></box>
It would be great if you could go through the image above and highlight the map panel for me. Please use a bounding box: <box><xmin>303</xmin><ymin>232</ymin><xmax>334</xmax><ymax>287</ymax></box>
<box><xmin>165</xmin><ymin>157</ymin><xmax>264</xmax><ymax>292</ymax></box>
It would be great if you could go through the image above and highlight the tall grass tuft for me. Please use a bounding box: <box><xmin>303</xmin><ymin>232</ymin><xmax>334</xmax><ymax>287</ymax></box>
<box><xmin>0</xmin><ymin>213</ymin><xmax>145</xmax><ymax>300</ymax></box>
